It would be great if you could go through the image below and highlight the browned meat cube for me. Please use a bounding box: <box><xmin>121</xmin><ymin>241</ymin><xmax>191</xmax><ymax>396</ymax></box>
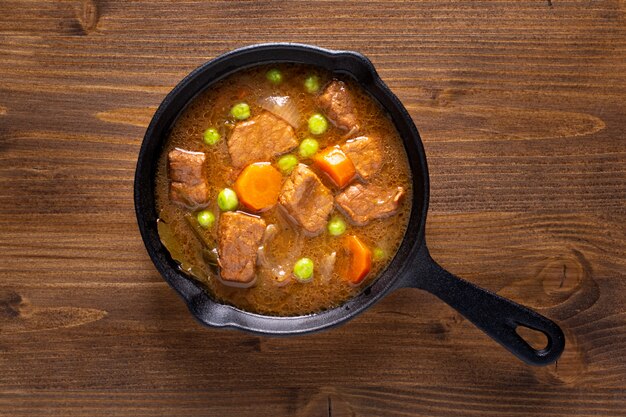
<box><xmin>335</xmin><ymin>183</ymin><xmax>405</xmax><ymax>226</ymax></box>
<box><xmin>278</xmin><ymin>164</ymin><xmax>334</xmax><ymax>235</ymax></box>
<box><xmin>317</xmin><ymin>80</ymin><xmax>359</xmax><ymax>132</ymax></box>
<box><xmin>218</xmin><ymin>212</ymin><xmax>266</xmax><ymax>285</ymax></box>
<box><xmin>340</xmin><ymin>136</ymin><xmax>383</xmax><ymax>180</ymax></box>
<box><xmin>227</xmin><ymin>111</ymin><xmax>298</xmax><ymax>168</ymax></box>
<box><xmin>170</xmin><ymin>182</ymin><xmax>209</xmax><ymax>207</ymax></box>
<box><xmin>168</xmin><ymin>148</ymin><xmax>209</xmax><ymax>207</ymax></box>
<box><xmin>168</xmin><ymin>148</ymin><xmax>205</xmax><ymax>184</ymax></box>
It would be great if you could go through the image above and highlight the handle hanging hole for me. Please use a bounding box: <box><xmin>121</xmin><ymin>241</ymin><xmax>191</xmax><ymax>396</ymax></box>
<box><xmin>516</xmin><ymin>325</ymin><xmax>549</xmax><ymax>351</ymax></box>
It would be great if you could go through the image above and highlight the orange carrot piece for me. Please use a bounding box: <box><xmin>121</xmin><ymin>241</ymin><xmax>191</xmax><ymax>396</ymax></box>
<box><xmin>313</xmin><ymin>146</ymin><xmax>356</xmax><ymax>188</ymax></box>
<box><xmin>234</xmin><ymin>162</ymin><xmax>282</xmax><ymax>212</ymax></box>
<box><xmin>344</xmin><ymin>235</ymin><xmax>372</xmax><ymax>285</ymax></box>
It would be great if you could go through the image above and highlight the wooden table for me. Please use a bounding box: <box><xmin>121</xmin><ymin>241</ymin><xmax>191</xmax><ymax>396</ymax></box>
<box><xmin>1</xmin><ymin>1</ymin><xmax>625</xmax><ymax>415</ymax></box>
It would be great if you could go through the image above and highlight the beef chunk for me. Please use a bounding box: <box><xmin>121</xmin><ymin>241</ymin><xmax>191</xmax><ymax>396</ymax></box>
<box><xmin>317</xmin><ymin>80</ymin><xmax>359</xmax><ymax>132</ymax></box>
<box><xmin>227</xmin><ymin>111</ymin><xmax>298</xmax><ymax>168</ymax></box>
<box><xmin>170</xmin><ymin>182</ymin><xmax>209</xmax><ymax>207</ymax></box>
<box><xmin>340</xmin><ymin>136</ymin><xmax>383</xmax><ymax>180</ymax></box>
<box><xmin>168</xmin><ymin>148</ymin><xmax>204</xmax><ymax>184</ymax></box>
<box><xmin>218</xmin><ymin>212</ymin><xmax>266</xmax><ymax>285</ymax></box>
<box><xmin>168</xmin><ymin>148</ymin><xmax>209</xmax><ymax>207</ymax></box>
<box><xmin>335</xmin><ymin>183</ymin><xmax>405</xmax><ymax>226</ymax></box>
<box><xmin>278</xmin><ymin>164</ymin><xmax>334</xmax><ymax>235</ymax></box>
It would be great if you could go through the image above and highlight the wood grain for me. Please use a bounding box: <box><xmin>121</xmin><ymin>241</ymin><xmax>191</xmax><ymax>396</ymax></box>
<box><xmin>1</xmin><ymin>0</ymin><xmax>625</xmax><ymax>415</ymax></box>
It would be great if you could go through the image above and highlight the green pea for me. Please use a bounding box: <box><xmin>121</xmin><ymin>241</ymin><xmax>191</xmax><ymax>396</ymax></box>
<box><xmin>299</xmin><ymin>138</ymin><xmax>319</xmax><ymax>158</ymax></box>
<box><xmin>293</xmin><ymin>257</ymin><xmax>314</xmax><ymax>282</ymax></box>
<box><xmin>230</xmin><ymin>102</ymin><xmax>250</xmax><ymax>120</ymax></box>
<box><xmin>308</xmin><ymin>113</ymin><xmax>328</xmax><ymax>135</ymax></box>
<box><xmin>373</xmin><ymin>247</ymin><xmax>386</xmax><ymax>261</ymax></box>
<box><xmin>266</xmin><ymin>68</ymin><xmax>283</xmax><ymax>85</ymax></box>
<box><xmin>196</xmin><ymin>210</ymin><xmax>215</xmax><ymax>228</ymax></box>
<box><xmin>327</xmin><ymin>217</ymin><xmax>347</xmax><ymax>236</ymax></box>
<box><xmin>203</xmin><ymin>127</ymin><xmax>221</xmax><ymax>145</ymax></box>
<box><xmin>304</xmin><ymin>75</ymin><xmax>320</xmax><ymax>93</ymax></box>
<box><xmin>217</xmin><ymin>188</ymin><xmax>238</xmax><ymax>211</ymax></box>
<box><xmin>277</xmin><ymin>154</ymin><xmax>298</xmax><ymax>175</ymax></box>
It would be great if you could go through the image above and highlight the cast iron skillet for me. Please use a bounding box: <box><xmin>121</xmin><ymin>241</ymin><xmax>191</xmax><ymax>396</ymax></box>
<box><xmin>134</xmin><ymin>43</ymin><xmax>565</xmax><ymax>366</ymax></box>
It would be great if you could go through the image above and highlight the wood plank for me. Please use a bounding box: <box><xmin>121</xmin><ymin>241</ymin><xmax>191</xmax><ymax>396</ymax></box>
<box><xmin>1</xmin><ymin>387</ymin><xmax>626</xmax><ymax>417</ymax></box>
<box><xmin>1</xmin><ymin>0</ymin><xmax>625</xmax><ymax>415</ymax></box>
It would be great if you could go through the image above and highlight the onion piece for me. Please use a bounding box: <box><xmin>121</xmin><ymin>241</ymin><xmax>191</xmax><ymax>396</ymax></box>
<box><xmin>257</xmin><ymin>96</ymin><xmax>300</xmax><ymax>129</ymax></box>
<box><xmin>257</xmin><ymin>223</ymin><xmax>306</xmax><ymax>286</ymax></box>
<box><xmin>257</xmin><ymin>248</ymin><xmax>291</xmax><ymax>287</ymax></box>
<box><xmin>319</xmin><ymin>252</ymin><xmax>337</xmax><ymax>282</ymax></box>
<box><xmin>262</xmin><ymin>224</ymin><xmax>279</xmax><ymax>244</ymax></box>
<box><xmin>257</xmin><ymin>226</ymin><xmax>291</xmax><ymax>286</ymax></box>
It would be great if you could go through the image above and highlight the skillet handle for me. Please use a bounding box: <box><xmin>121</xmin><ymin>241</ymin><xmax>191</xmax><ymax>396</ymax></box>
<box><xmin>406</xmin><ymin>245</ymin><xmax>565</xmax><ymax>366</ymax></box>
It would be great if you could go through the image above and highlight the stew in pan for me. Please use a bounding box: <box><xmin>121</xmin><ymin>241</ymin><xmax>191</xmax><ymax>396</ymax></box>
<box><xmin>155</xmin><ymin>64</ymin><xmax>412</xmax><ymax>315</ymax></box>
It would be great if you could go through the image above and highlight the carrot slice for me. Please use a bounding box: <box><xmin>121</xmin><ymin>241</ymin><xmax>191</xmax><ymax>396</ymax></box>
<box><xmin>234</xmin><ymin>162</ymin><xmax>282</xmax><ymax>212</ymax></box>
<box><xmin>343</xmin><ymin>235</ymin><xmax>372</xmax><ymax>285</ymax></box>
<box><xmin>313</xmin><ymin>146</ymin><xmax>356</xmax><ymax>188</ymax></box>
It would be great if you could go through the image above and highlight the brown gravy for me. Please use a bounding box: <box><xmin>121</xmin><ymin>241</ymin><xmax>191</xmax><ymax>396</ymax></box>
<box><xmin>155</xmin><ymin>64</ymin><xmax>412</xmax><ymax>316</ymax></box>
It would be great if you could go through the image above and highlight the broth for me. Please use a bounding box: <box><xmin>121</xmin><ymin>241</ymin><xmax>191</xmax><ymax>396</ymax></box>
<box><xmin>155</xmin><ymin>64</ymin><xmax>412</xmax><ymax>316</ymax></box>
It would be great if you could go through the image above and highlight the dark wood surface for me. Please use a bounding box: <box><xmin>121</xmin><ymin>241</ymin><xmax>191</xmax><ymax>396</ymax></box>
<box><xmin>1</xmin><ymin>1</ymin><xmax>625</xmax><ymax>415</ymax></box>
